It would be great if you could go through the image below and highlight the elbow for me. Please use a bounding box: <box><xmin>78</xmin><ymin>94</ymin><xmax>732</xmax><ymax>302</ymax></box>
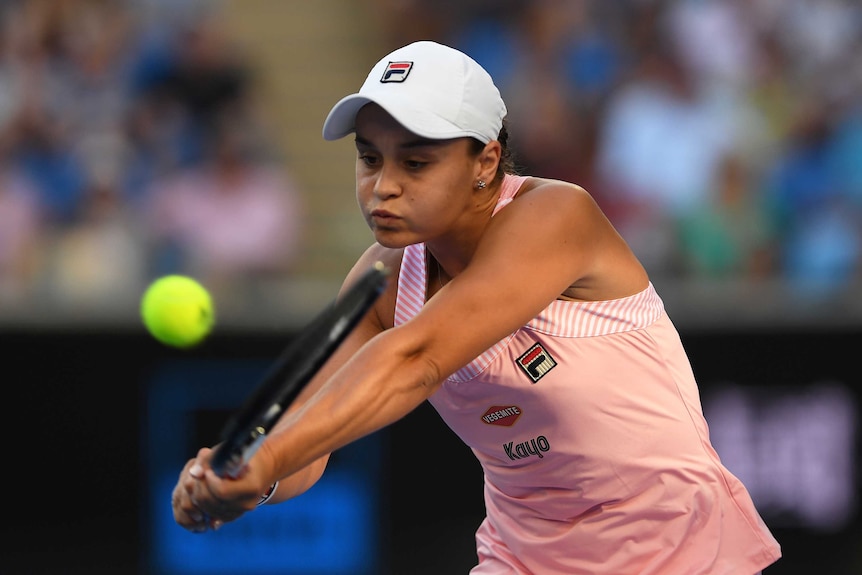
<box><xmin>416</xmin><ymin>354</ymin><xmax>446</xmax><ymax>396</ymax></box>
<box><xmin>373</xmin><ymin>326</ymin><xmax>447</xmax><ymax>399</ymax></box>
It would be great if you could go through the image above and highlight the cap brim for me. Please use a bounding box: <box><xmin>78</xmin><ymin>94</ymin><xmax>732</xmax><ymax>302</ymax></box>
<box><xmin>322</xmin><ymin>94</ymin><xmax>374</xmax><ymax>141</ymax></box>
<box><xmin>322</xmin><ymin>93</ymin><xmax>484</xmax><ymax>142</ymax></box>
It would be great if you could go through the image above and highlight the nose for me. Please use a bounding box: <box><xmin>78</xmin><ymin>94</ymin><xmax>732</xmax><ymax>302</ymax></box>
<box><xmin>372</xmin><ymin>165</ymin><xmax>402</xmax><ymax>200</ymax></box>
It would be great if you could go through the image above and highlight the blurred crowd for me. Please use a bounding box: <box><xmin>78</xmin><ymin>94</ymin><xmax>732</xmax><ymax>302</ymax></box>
<box><xmin>0</xmin><ymin>0</ymin><xmax>305</xmax><ymax>310</ymax></box>
<box><xmin>1</xmin><ymin>0</ymin><xmax>861</xmax><ymax>318</ymax></box>
<box><xmin>376</xmin><ymin>0</ymin><xmax>862</xmax><ymax>296</ymax></box>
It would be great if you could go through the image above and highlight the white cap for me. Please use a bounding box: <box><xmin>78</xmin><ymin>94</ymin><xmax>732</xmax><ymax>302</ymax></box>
<box><xmin>323</xmin><ymin>41</ymin><xmax>507</xmax><ymax>144</ymax></box>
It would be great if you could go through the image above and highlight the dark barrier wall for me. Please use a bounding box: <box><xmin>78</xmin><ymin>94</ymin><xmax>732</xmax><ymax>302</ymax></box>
<box><xmin>2</xmin><ymin>327</ymin><xmax>859</xmax><ymax>575</ymax></box>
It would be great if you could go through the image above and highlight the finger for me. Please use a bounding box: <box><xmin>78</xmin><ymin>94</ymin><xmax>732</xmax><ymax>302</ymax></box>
<box><xmin>173</xmin><ymin>458</ymin><xmax>217</xmax><ymax>532</ymax></box>
<box><xmin>188</xmin><ymin>474</ymin><xmax>226</xmax><ymax>518</ymax></box>
<box><xmin>195</xmin><ymin>446</ymin><xmax>214</xmax><ymax>466</ymax></box>
<box><xmin>187</xmin><ymin>495</ymin><xmax>205</xmax><ymax>522</ymax></box>
<box><xmin>172</xmin><ymin>491</ymin><xmax>206</xmax><ymax>530</ymax></box>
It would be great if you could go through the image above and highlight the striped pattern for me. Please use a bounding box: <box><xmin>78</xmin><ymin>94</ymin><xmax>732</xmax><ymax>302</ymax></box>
<box><xmin>392</xmin><ymin>174</ymin><xmax>666</xmax><ymax>383</ymax></box>
<box><xmin>447</xmin><ymin>332</ymin><xmax>519</xmax><ymax>383</ymax></box>
<box><xmin>525</xmin><ymin>286</ymin><xmax>664</xmax><ymax>338</ymax></box>
<box><xmin>393</xmin><ymin>243</ymin><xmax>427</xmax><ymax>326</ymax></box>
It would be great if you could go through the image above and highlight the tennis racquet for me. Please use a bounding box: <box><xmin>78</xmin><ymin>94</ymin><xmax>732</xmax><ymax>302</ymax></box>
<box><xmin>210</xmin><ymin>261</ymin><xmax>389</xmax><ymax>478</ymax></box>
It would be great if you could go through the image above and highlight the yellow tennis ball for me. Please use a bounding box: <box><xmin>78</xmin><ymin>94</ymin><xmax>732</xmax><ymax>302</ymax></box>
<box><xmin>140</xmin><ymin>275</ymin><xmax>215</xmax><ymax>348</ymax></box>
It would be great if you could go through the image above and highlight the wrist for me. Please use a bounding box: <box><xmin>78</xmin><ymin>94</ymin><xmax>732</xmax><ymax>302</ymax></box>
<box><xmin>257</xmin><ymin>481</ymin><xmax>279</xmax><ymax>506</ymax></box>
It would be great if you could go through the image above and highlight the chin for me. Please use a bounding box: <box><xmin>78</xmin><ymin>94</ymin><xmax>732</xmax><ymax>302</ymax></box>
<box><xmin>376</xmin><ymin>238</ymin><xmax>410</xmax><ymax>249</ymax></box>
<box><xmin>373</xmin><ymin>230</ymin><xmax>415</xmax><ymax>249</ymax></box>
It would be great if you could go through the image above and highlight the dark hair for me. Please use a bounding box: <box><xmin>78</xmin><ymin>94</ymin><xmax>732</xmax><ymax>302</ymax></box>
<box><xmin>468</xmin><ymin>118</ymin><xmax>518</xmax><ymax>183</ymax></box>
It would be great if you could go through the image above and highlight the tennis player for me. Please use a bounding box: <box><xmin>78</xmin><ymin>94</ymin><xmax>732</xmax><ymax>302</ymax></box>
<box><xmin>173</xmin><ymin>41</ymin><xmax>781</xmax><ymax>574</ymax></box>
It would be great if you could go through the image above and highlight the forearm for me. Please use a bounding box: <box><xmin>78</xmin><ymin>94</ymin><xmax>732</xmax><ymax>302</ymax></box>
<box><xmin>263</xmin><ymin>453</ymin><xmax>330</xmax><ymax>505</ymax></box>
<box><xmin>265</xmin><ymin>328</ymin><xmax>440</xmax><ymax>481</ymax></box>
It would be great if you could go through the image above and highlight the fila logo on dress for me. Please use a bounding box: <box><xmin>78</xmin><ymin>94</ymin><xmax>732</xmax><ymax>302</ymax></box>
<box><xmin>517</xmin><ymin>342</ymin><xmax>557</xmax><ymax>383</ymax></box>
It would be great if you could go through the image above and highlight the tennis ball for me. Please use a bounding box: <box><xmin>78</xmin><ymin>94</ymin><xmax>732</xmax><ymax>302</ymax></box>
<box><xmin>140</xmin><ymin>275</ymin><xmax>215</xmax><ymax>348</ymax></box>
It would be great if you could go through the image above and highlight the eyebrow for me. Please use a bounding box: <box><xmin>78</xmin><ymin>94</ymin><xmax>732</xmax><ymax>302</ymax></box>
<box><xmin>354</xmin><ymin>135</ymin><xmax>446</xmax><ymax>150</ymax></box>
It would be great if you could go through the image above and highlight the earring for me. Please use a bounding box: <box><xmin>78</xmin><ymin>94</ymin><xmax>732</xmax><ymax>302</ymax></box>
<box><xmin>476</xmin><ymin>179</ymin><xmax>487</xmax><ymax>189</ymax></box>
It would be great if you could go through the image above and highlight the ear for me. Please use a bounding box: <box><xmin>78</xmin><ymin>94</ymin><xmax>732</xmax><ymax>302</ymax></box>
<box><xmin>476</xmin><ymin>140</ymin><xmax>502</xmax><ymax>183</ymax></box>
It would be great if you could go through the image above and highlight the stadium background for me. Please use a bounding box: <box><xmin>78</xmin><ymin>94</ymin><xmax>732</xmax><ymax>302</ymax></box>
<box><xmin>1</xmin><ymin>1</ymin><xmax>859</xmax><ymax>573</ymax></box>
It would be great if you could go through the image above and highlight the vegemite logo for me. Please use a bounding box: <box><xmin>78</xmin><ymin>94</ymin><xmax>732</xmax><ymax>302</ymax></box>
<box><xmin>516</xmin><ymin>342</ymin><xmax>557</xmax><ymax>383</ymax></box>
<box><xmin>481</xmin><ymin>405</ymin><xmax>522</xmax><ymax>427</ymax></box>
<box><xmin>381</xmin><ymin>61</ymin><xmax>413</xmax><ymax>83</ymax></box>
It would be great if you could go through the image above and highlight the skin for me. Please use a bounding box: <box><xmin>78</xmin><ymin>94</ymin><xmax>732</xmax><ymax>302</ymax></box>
<box><xmin>172</xmin><ymin>103</ymin><xmax>648</xmax><ymax>532</ymax></box>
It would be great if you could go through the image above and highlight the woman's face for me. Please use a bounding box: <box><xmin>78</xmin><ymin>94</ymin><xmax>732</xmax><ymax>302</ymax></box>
<box><xmin>353</xmin><ymin>103</ymin><xmax>480</xmax><ymax>248</ymax></box>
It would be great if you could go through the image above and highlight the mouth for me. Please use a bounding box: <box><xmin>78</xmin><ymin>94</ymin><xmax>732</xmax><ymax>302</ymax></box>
<box><xmin>370</xmin><ymin>208</ymin><xmax>399</xmax><ymax>222</ymax></box>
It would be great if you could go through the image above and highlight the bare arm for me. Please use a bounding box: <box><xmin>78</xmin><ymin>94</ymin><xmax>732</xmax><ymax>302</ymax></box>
<box><xmin>255</xmin><ymin>181</ymin><xmax>646</xmax><ymax>482</ymax></box>
<box><xmin>261</xmin><ymin>249</ymin><xmax>400</xmax><ymax>502</ymax></box>
<box><xmin>180</xmin><ymin>180</ymin><xmax>645</xmax><ymax>526</ymax></box>
<box><xmin>173</xmin><ymin>245</ymin><xmax>399</xmax><ymax>526</ymax></box>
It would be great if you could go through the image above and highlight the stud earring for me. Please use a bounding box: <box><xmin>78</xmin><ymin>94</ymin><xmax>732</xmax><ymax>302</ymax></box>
<box><xmin>476</xmin><ymin>179</ymin><xmax>487</xmax><ymax>189</ymax></box>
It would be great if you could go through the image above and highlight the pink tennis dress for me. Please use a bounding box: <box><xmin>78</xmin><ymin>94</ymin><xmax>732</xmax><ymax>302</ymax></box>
<box><xmin>394</xmin><ymin>175</ymin><xmax>781</xmax><ymax>574</ymax></box>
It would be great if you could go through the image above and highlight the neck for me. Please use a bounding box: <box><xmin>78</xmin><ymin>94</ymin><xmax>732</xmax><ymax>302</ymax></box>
<box><xmin>425</xmin><ymin>175</ymin><xmax>510</xmax><ymax>283</ymax></box>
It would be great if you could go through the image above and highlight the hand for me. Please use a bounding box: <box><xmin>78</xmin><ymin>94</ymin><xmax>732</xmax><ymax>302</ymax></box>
<box><xmin>172</xmin><ymin>456</ymin><xmax>219</xmax><ymax>533</ymax></box>
<box><xmin>171</xmin><ymin>446</ymin><xmax>272</xmax><ymax>533</ymax></box>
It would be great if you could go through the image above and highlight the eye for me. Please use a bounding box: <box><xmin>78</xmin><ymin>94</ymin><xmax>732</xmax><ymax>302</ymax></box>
<box><xmin>358</xmin><ymin>153</ymin><xmax>379</xmax><ymax>166</ymax></box>
<box><xmin>404</xmin><ymin>159</ymin><xmax>428</xmax><ymax>170</ymax></box>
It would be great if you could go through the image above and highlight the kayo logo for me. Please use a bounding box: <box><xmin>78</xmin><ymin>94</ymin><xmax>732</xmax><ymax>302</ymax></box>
<box><xmin>381</xmin><ymin>61</ymin><xmax>413</xmax><ymax>82</ymax></box>
<box><xmin>516</xmin><ymin>342</ymin><xmax>557</xmax><ymax>383</ymax></box>
<box><xmin>504</xmin><ymin>435</ymin><xmax>551</xmax><ymax>461</ymax></box>
<box><xmin>481</xmin><ymin>405</ymin><xmax>522</xmax><ymax>427</ymax></box>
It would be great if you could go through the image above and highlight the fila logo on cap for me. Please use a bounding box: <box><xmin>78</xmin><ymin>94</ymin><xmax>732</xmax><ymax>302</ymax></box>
<box><xmin>381</xmin><ymin>61</ymin><xmax>413</xmax><ymax>82</ymax></box>
<box><xmin>517</xmin><ymin>342</ymin><xmax>557</xmax><ymax>383</ymax></box>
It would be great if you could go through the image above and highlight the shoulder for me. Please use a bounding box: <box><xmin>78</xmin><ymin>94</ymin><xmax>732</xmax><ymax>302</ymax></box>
<box><xmin>483</xmin><ymin>175</ymin><xmax>648</xmax><ymax>299</ymax></box>
<box><xmin>514</xmin><ymin>175</ymin><xmax>594</xmax><ymax>202</ymax></box>
<box><xmin>479</xmin><ymin>175</ymin><xmax>610</xmax><ymax>257</ymax></box>
<box><xmin>500</xmin><ymin>175</ymin><xmax>606</xmax><ymax>225</ymax></box>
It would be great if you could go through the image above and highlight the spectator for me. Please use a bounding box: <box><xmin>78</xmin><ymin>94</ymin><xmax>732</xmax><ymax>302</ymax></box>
<box><xmin>44</xmin><ymin>164</ymin><xmax>147</xmax><ymax>306</ymax></box>
<box><xmin>766</xmin><ymin>100</ymin><xmax>862</xmax><ymax>293</ymax></box>
<box><xmin>677</xmin><ymin>154</ymin><xmax>778</xmax><ymax>279</ymax></box>
<box><xmin>143</xmin><ymin>114</ymin><xmax>305</xmax><ymax>298</ymax></box>
<box><xmin>0</xmin><ymin>157</ymin><xmax>43</xmax><ymax>300</ymax></box>
<box><xmin>145</xmin><ymin>9</ymin><xmax>252</xmax><ymax>167</ymax></box>
<box><xmin>594</xmin><ymin>38</ymin><xmax>738</xmax><ymax>274</ymax></box>
<box><xmin>0</xmin><ymin>3</ymin><xmax>89</xmax><ymax>225</ymax></box>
